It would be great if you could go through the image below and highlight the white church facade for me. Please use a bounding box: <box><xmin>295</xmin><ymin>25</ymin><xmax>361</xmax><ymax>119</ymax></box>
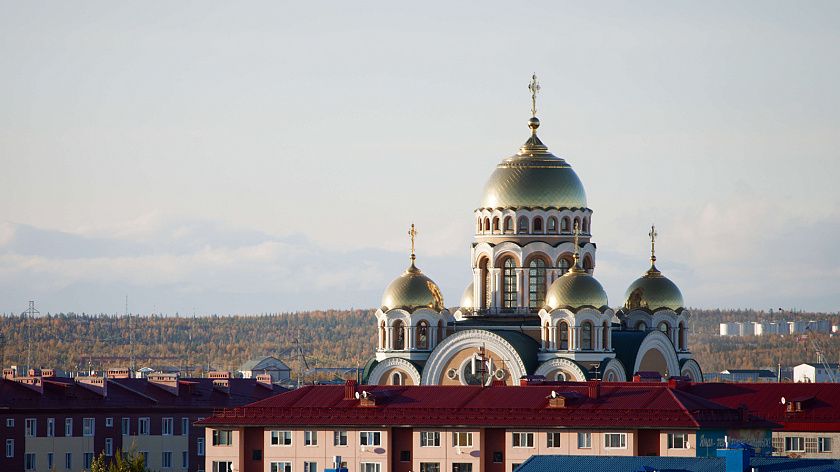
<box><xmin>363</xmin><ymin>77</ymin><xmax>703</xmax><ymax>386</ymax></box>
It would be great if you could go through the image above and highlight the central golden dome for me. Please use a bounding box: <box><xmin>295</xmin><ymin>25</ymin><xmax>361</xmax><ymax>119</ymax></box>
<box><xmin>478</xmin><ymin>118</ymin><xmax>587</xmax><ymax>210</ymax></box>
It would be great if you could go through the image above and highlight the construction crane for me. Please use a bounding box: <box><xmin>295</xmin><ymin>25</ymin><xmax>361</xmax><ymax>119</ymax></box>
<box><xmin>805</xmin><ymin>326</ymin><xmax>837</xmax><ymax>383</ymax></box>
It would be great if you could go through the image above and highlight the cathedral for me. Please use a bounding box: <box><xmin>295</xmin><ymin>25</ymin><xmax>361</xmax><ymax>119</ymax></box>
<box><xmin>362</xmin><ymin>77</ymin><xmax>703</xmax><ymax>386</ymax></box>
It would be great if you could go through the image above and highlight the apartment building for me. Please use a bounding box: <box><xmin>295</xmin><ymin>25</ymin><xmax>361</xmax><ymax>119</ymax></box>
<box><xmin>1</xmin><ymin>368</ymin><xmax>286</xmax><ymax>472</ymax></box>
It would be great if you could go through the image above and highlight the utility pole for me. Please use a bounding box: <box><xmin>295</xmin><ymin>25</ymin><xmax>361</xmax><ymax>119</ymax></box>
<box><xmin>23</xmin><ymin>301</ymin><xmax>39</xmax><ymax>373</ymax></box>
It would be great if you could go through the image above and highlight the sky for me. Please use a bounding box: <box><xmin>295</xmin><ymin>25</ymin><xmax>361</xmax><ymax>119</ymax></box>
<box><xmin>1</xmin><ymin>2</ymin><xmax>839</xmax><ymax>316</ymax></box>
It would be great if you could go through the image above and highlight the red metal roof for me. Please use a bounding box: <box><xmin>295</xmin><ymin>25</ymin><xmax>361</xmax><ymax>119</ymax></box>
<box><xmin>197</xmin><ymin>382</ymin><xmax>778</xmax><ymax>431</ymax></box>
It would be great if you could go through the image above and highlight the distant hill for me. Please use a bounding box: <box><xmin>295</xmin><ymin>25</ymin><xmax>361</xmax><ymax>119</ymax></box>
<box><xmin>1</xmin><ymin>308</ymin><xmax>837</xmax><ymax>379</ymax></box>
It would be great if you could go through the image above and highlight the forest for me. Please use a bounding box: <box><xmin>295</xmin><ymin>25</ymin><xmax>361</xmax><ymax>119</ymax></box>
<box><xmin>0</xmin><ymin>307</ymin><xmax>837</xmax><ymax>380</ymax></box>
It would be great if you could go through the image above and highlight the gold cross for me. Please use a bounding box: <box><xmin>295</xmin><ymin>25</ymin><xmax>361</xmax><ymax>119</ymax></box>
<box><xmin>408</xmin><ymin>224</ymin><xmax>418</xmax><ymax>257</ymax></box>
<box><xmin>572</xmin><ymin>222</ymin><xmax>580</xmax><ymax>264</ymax></box>
<box><xmin>649</xmin><ymin>224</ymin><xmax>658</xmax><ymax>262</ymax></box>
<box><xmin>529</xmin><ymin>73</ymin><xmax>540</xmax><ymax>117</ymax></box>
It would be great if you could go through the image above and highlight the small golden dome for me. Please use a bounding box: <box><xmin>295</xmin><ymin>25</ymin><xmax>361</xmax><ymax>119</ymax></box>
<box><xmin>623</xmin><ymin>264</ymin><xmax>684</xmax><ymax>312</ymax></box>
<box><xmin>544</xmin><ymin>266</ymin><xmax>609</xmax><ymax>313</ymax></box>
<box><xmin>478</xmin><ymin>118</ymin><xmax>587</xmax><ymax>210</ymax></box>
<box><xmin>381</xmin><ymin>262</ymin><xmax>445</xmax><ymax>313</ymax></box>
<box><xmin>460</xmin><ymin>282</ymin><xmax>474</xmax><ymax>309</ymax></box>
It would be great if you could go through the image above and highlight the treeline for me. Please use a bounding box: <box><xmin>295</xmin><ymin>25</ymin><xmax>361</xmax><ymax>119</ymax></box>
<box><xmin>0</xmin><ymin>308</ymin><xmax>837</xmax><ymax>379</ymax></box>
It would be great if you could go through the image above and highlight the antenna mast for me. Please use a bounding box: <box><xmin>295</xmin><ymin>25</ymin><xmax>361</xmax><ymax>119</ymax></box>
<box><xmin>127</xmin><ymin>295</ymin><xmax>136</xmax><ymax>375</ymax></box>
<box><xmin>23</xmin><ymin>301</ymin><xmax>39</xmax><ymax>373</ymax></box>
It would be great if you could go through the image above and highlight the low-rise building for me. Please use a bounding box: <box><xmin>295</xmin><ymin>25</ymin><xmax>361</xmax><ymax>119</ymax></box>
<box><xmin>1</xmin><ymin>368</ymin><xmax>286</xmax><ymax>472</ymax></box>
<box><xmin>197</xmin><ymin>379</ymin><xmax>777</xmax><ymax>472</ymax></box>
<box><xmin>238</xmin><ymin>357</ymin><xmax>292</xmax><ymax>383</ymax></box>
<box><xmin>793</xmin><ymin>363</ymin><xmax>840</xmax><ymax>383</ymax></box>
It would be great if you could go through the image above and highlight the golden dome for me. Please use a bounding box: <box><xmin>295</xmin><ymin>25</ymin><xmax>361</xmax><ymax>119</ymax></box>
<box><xmin>381</xmin><ymin>262</ymin><xmax>445</xmax><ymax>313</ymax></box>
<box><xmin>460</xmin><ymin>282</ymin><xmax>474</xmax><ymax>309</ymax></box>
<box><xmin>622</xmin><ymin>264</ymin><xmax>684</xmax><ymax>312</ymax></box>
<box><xmin>478</xmin><ymin>118</ymin><xmax>587</xmax><ymax>210</ymax></box>
<box><xmin>544</xmin><ymin>266</ymin><xmax>609</xmax><ymax>313</ymax></box>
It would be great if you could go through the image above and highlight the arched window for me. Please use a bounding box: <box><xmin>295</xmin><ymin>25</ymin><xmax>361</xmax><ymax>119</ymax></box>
<box><xmin>678</xmin><ymin>322</ymin><xmax>686</xmax><ymax>351</ymax></box>
<box><xmin>543</xmin><ymin>322</ymin><xmax>549</xmax><ymax>348</ymax></box>
<box><xmin>574</xmin><ymin>217</ymin><xmax>581</xmax><ymax>231</ymax></box>
<box><xmin>483</xmin><ymin>218</ymin><xmax>490</xmax><ymax>234</ymax></box>
<box><xmin>558</xmin><ymin>258</ymin><xmax>571</xmax><ymax>275</ymax></box>
<box><xmin>581</xmin><ymin>322</ymin><xmax>592</xmax><ymax>350</ymax></box>
<box><xmin>602</xmin><ymin>321</ymin><xmax>610</xmax><ymax>351</ymax></box>
<box><xmin>561</xmin><ymin>217</ymin><xmax>570</xmax><ymax>232</ymax></box>
<box><xmin>582</xmin><ymin>217</ymin><xmax>589</xmax><ymax>233</ymax></box>
<box><xmin>493</xmin><ymin>217</ymin><xmax>500</xmax><ymax>232</ymax></box>
<box><xmin>555</xmin><ymin>372</ymin><xmax>566</xmax><ymax>382</ymax></box>
<box><xmin>504</xmin><ymin>217</ymin><xmax>513</xmax><ymax>233</ymax></box>
<box><xmin>658</xmin><ymin>321</ymin><xmax>670</xmax><ymax>336</ymax></box>
<box><xmin>582</xmin><ymin>256</ymin><xmax>593</xmax><ymax>273</ymax></box>
<box><xmin>547</xmin><ymin>217</ymin><xmax>557</xmax><ymax>233</ymax></box>
<box><xmin>528</xmin><ymin>259</ymin><xmax>546</xmax><ymax>310</ymax></box>
<box><xmin>380</xmin><ymin>321</ymin><xmax>386</xmax><ymax>349</ymax></box>
<box><xmin>479</xmin><ymin>258</ymin><xmax>490</xmax><ymax>310</ymax></box>
<box><xmin>503</xmin><ymin>258</ymin><xmax>517</xmax><ymax>308</ymax></box>
<box><xmin>417</xmin><ymin>321</ymin><xmax>429</xmax><ymax>350</ymax></box>
<box><xmin>559</xmin><ymin>321</ymin><xmax>569</xmax><ymax>350</ymax></box>
<box><xmin>635</xmin><ymin>321</ymin><xmax>647</xmax><ymax>331</ymax></box>
<box><xmin>518</xmin><ymin>217</ymin><xmax>529</xmax><ymax>233</ymax></box>
<box><xmin>392</xmin><ymin>372</ymin><xmax>403</xmax><ymax>385</ymax></box>
<box><xmin>533</xmin><ymin>217</ymin><xmax>543</xmax><ymax>232</ymax></box>
<box><xmin>394</xmin><ymin>320</ymin><xmax>406</xmax><ymax>350</ymax></box>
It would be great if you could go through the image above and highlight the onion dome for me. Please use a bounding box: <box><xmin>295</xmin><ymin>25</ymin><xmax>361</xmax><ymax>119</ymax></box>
<box><xmin>544</xmin><ymin>264</ymin><xmax>609</xmax><ymax>312</ymax></box>
<box><xmin>381</xmin><ymin>224</ymin><xmax>445</xmax><ymax>313</ymax></box>
<box><xmin>622</xmin><ymin>225</ymin><xmax>684</xmax><ymax>312</ymax></box>
<box><xmin>478</xmin><ymin>116</ymin><xmax>587</xmax><ymax>210</ymax></box>
<box><xmin>460</xmin><ymin>282</ymin><xmax>475</xmax><ymax>309</ymax></box>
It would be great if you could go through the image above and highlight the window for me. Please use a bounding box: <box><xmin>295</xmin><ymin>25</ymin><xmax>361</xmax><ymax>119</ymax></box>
<box><xmin>668</xmin><ymin>433</ymin><xmax>689</xmax><ymax>449</ymax></box>
<box><xmin>182</xmin><ymin>451</ymin><xmax>189</xmax><ymax>469</ymax></box>
<box><xmin>421</xmin><ymin>431</ymin><xmax>441</xmax><ymax>447</ymax></box>
<box><xmin>806</xmin><ymin>437</ymin><xmax>817</xmax><ymax>453</ymax></box>
<box><xmin>528</xmin><ymin>259</ymin><xmax>546</xmax><ymax>309</ymax></box>
<box><xmin>559</xmin><ymin>322</ymin><xmax>569</xmax><ymax>350</ymax></box>
<box><xmin>181</xmin><ymin>418</ymin><xmax>190</xmax><ymax>435</ymax></box>
<box><xmin>417</xmin><ymin>321</ymin><xmax>429</xmax><ymax>350</ymax></box>
<box><xmin>492</xmin><ymin>452</ymin><xmax>503</xmax><ymax>463</ymax></box>
<box><xmin>504</xmin><ymin>217</ymin><xmax>513</xmax><ymax>233</ymax></box>
<box><xmin>581</xmin><ymin>322</ymin><xmax>592</xmax><ymax>350</ymax></box>
<box><xmin>5</xmin><ymin>439</ymin><xmax>12</xmax><ymax>457</ymax></box>
<box><xmin>65</xmin><ymin>418</ymin><xmax>73</xmax><ymax>436</ymax></box>
<box><xmin>47</xmin><ymin>452</ymin><xmax>54</xmax><ymax>469</ymax></box>
<box><xmin>271</xmin><ymin>430</ymin><xmax>292</xmax><ymax>446</ymax></box>
<box><xmin>159</xmin><ymin>451</ymin><xmax>172</xmax><ymax>469</ymax></box>
<box><xmin>304</xmin><ymin>462</ymin><xmax>317</xmax><ymax>472</ymax></box>
<box><xmin>271</xmin><ymin>462</ymin><xmax>292</xmax><ymax>472</ymax></box>
<box><xmin>558</xmin><ymin>258</ymin><xmax>570</xmax><ymax>275</ymax></box>
<box><xmin>213</xmin><ymin>430</ymin><xmax>233</xmax><ymax>446</ymax></box>
<box><xmin>83</xmin><ymin>418</ymin><xmax>95</xmax><ymax>436</ymax></box>
<box><xmin>197</xmin><ymin>438</ymin><xmax>205</xmax><ymax>456</ymax></box>
<box><xmin>106</xmin><ymin>417</ymin><xmax>113</xmax><ymax>427</ymax></box>
<box><xmin>138</xmin><ymin>418</ymin><xmax>150</xmax><ymax>435</ymax></box>
<box><xmin>503</xmin><ymin>258</ymin><xmax>517</xmax><ymax>308</ymax></box>
<box><xmin>518</xmin><ymin>217</ymin><xmax>528</xmax><ymax>233</ymax></box>
<box><xmin>533</xmin><ymin>217</ymin><xmax>543</xmax><ymax>232</ymax></box>
<box><xmin>785</xmin><ymin>437</ymin><xmax>805</xmax><ymax>452</ymax></box>
<box><xmin>400</xmin><ymin>450</ymin><xmax>411</xmax><ymax>462</ymax></box>
<box><xmin>492</xmin><ymin>217</ymin><xmax>500</xmax><ymax>232</ymax></box>
<box><xmin>65</xmin><ymin>452</ymin><xmax>72</xmax><ymax>470</ymax></box>
<box><xmin>512</xmin><ymin>432</ymin><xmax>534</xmax><ymax>448</ymax></box>
<box><xmin>658</xmin><ymin>321</ymin><xmax>669</xmax><ymax>335</ymax></box>
<box><xmin>162</xmin><ymin>418</ymin><xmax>174</xmax><ymax>436</ymax></box>
<box><xmin>5</xmin><ymin>419</ymin><xmax>12</xmax><ymax>427</ymax></box>
<box><xmin>453</xmin><ymin>464</ymin><xmax>472</xmax><ymax>472</ymax></box>
<box><xmin>547</xmin><ymin>432</ymin><xmax>561</xmax><ymax>448</ymax></box>
<box><xmin>213</xmin><ymin>461</ymin><xmax>232</xmax><ymax>472</ymax></box>
<box><xmin>604</xmin><ymin>433</ymin><xmax>627</xmax><ymax>449</ymax></box>
<box><xmin>512</xmin><ymin>464</ymin><xmax>522</xmax><ymax>472</ymax></box>
<box><xmin>334</xmin><ymin>430</ymin><xmax>348</xmax><ymax>446</ymax></box>
<box><xmin>122</xmin><ymin>418</ymin><xmax>130</xmax><ymax>435</ymax></box>
<box><xmin>25</xmin><ymin>452</ymin><xmax>36</xmax><ymax>470</ymax></box>
<box><xmin>83</xmin><ymin>452</ymin><xmax>94</xmax><ymax>470</ymax></box>
<box><xmin>253</xmin><ymin>449</ymin><xmax>262</xmax><ymax>460</ymax></box>
<box><xmin>561</xmin><ymin>218</ymin><xmax>569</xmax><ymax>232</ymax></box>
<box><xmin>577</xmin><ymin>432</ymin><xmax>591</xmax><ymax>449</ymax></box>
<box><xmin>421</xmin><ymin>463</ymin><xmax>440</xmax><ymax>472</ymax></box>
<box><xmin>820</xmin><ymin>437</ymin><xmax>832</xmax><ymax>453</ymax></box>
<box><xmin>453</xmin><ymin>432</ymin><xmax>473</xmax><ymax>447</ymax></box>
<box><xmin>140</xmin><ymin>452</ymin><xmax>150</xmax><ymax>467</ymax></box>
<box><xmin>360</xmin><ymin>463</ymin><xmax>381</xmax><ymax>472</ymax></box>
<box><xmin>360</xmin><ymin>431</ymin><xmax>381</xmax><ymax>446</ymax></box>
<box><xmin>105</xmin><ymin>438</ymin><xmax>113</xmax><ymax>456</ymax></box>
<box><xmin>25</xmin><ymin>418</ymin><xmax>36</xmax><ymax>437</ymax></box>
<box><xmin>305</xmin><ymin>430</ymin><xmax>317</xmax><ymax>446</ymax></box>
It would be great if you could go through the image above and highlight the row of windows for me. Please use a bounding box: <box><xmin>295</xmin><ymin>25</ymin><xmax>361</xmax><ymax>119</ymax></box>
<box><xmin>477</xmin><ymin>256</ymin><xmax>591</xmax><ymax>311</ymax></box>
<box><xmin>384</xmin><ymin>320</ymin><xmax>446</xmax><ymax>351</ymax></box>
<box><xmin>478</xmin><ymin>215</ymin><xmax>590</xmax><ymax>236</ymax></box>
<box><xmin>20</xmin><ymin>450</ymin><xmax>189</xmax><ymax>471</ymax></box>
<box><xmin>17</xmin><ymin>416</ymin><xmax>194</xmax><ymax>437</ymax></box>
<box><xmin>543</xmin><ymin>321</ymin><xmax>610</xmax><ymax>351</ymax></box>
<box><xmin>781</xmin><ymin>436</ymin><xmax>832</xmax><ymax>453</ymax></box>
<box><xmin>630</xmin><ymin>320</ymin><xmax>688</xmax><ymax>351</ymax></box>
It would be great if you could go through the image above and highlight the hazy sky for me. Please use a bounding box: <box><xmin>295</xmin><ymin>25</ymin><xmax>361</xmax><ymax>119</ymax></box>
<box><xmin>2</xmin><ymin>2</ymin><xmax>839</xmax><ymax>316</ymax></box>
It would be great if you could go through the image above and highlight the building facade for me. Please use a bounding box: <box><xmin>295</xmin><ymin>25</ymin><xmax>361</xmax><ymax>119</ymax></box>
<box><xmin>1</xmin><ymin>368</ymin><xmax>286</xmax><ymax>472</ymax></box>
<box><xmin>198</xmin><ymin>379</ymin><xmax>776</xmax><ymax>472</ymax></box>
<box><xmin>365</xmin><ymin>78</ymin><xmax>702</xmax><ymax>387</ymax></box>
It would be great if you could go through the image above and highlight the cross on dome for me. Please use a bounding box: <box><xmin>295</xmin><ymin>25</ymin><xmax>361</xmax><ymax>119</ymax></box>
<box><xmin>529</xmin><ymin>74</ymin><xmax>540</xmax><ymax>117</ymax></box>
<box><xmin>408</xmin><ymin>223</ymin><xmax>418</xmax><ymax>264</ymax></box>
<box><xmin>572</xmin><ymin>222</ymin><xmax>581</xmax><ymax>266</ymax></box>
<box><xmin>649</xmin><ymin>224</ymin><xmax>658</xmax><ymax>264</ymax></box>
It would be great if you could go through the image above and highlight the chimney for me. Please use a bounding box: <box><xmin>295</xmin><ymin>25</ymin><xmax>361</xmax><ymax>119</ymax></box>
<box><xmin>106</xmin><ymin>368</ymin><xmax>130</xmax><ymax>379</ymax></box>
<box><xmin>3</xmin><ymin>368</ymin><xmax>15</xmax><ymax>379</ymax></box>
<box><xmin>345</xmin><ymin>380</ymin><xmax>358</xmax><ymax>400</ymax></box>
<box><xmin>208</xmin><ymin>371</ymin><xmax>232</xmax><ymax>379</ymax></box>
<box><xmin>490</xmin><ymin>379</ymin><xmax>506</xmax><ymax>387</ymax></box>
<box><xmin>76</xmin><ymin>376</ymin><xmax>107</xmax><ymax>397</ymax></box>
<box><xmin>148</xmin><ymin>373</ymin><xmax>180</xmax><ymax>396</ymax></box>
<box><xmin>256</xmin><ymin>374</ymin><xmax>274</xmax><ymax>389</ymax></box>
<box><xmin>41</xmin><ymin>369</ymin><xmax>55</xmax><ymax>378</ymax></box>
<box><xmin>587</xmin><ymin>380</ymin><xmax>600</xmax><ymax>400</ymax></box>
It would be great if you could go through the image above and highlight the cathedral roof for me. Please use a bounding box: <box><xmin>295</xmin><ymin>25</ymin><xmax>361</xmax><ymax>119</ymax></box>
<box><xmin>380</xmin><ymin>261</ymin><xmax>444</xmax><ymax>313</ymax></box>
<box><xmin>544</xmin><ymin>265</ymin><xmax>609</xmax><ymax>313</ymax></box>
<box><xmin>478</xmin><ymin>117</ymin><xmax>587</xmax><ymax>211</ymax></box>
